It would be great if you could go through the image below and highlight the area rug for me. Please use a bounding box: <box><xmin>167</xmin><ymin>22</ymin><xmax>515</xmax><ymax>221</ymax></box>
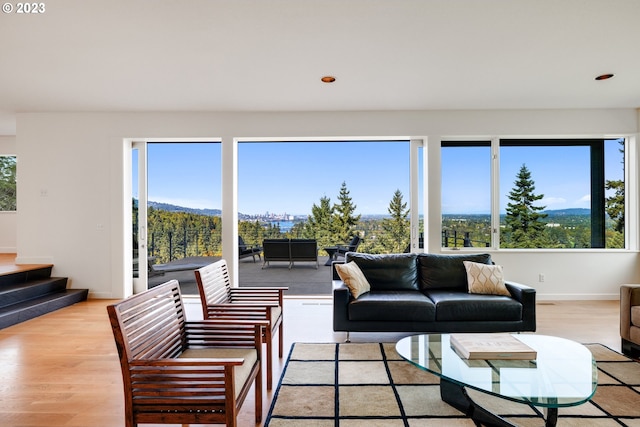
<box><xmin>265</xmin><ymin>342</ymin><xmax>640</xmax><ymax>426</ymax></box>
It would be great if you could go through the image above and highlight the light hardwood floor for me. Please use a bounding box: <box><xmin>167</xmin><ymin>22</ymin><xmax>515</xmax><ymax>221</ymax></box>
<box><xmin>0</xmin><ymin>294</ymin><xmax>621</xmax><ymax>427</ymax></box>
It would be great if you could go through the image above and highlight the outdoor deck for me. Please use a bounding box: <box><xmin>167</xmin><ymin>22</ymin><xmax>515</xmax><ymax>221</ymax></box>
<box><xmin>0</xmin><ymin>253</ymin><xmax>333</xmax><ymax>297</ymax></box>
<box><xmin>149</xmin><ymin>255</ymin><xmax>335</xmax><ymax>296</ymax></box>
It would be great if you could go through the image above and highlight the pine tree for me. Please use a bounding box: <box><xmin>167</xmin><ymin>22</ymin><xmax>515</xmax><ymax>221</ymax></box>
<box><xmin>380</xmin><ymin>189</ymin><xmax>410</xmax><ymax>253</ymax></box>
<box><xmin>304</xmin><ymin>195</ymin><xmax>335</xmax><ymax>249</ymax></box>
<box><xmin>605</xmin><ymin>139</ymin><xmax>625</xmax><ymax>236</ymax></box>
<box><xmin>332</xmin><ymin>181</ymin><xmax>361</xmax><ymax>244</ymax></box>
<box><xmin>502</xmin><ymin>164</ymin><xmax>548</xmax><ymax>248</ymax></box>
<box><xmin>0</xmin><ymin>156</ymin><xmax>17</xmax><ymax>211</ymax></box>
<box><xmin>605</xmin><ymin>180</ymin><xmax>624</xmax><ymax>233</ymax></box>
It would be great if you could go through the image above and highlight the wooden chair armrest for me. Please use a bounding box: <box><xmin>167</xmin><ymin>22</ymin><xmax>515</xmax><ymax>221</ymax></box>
<box><xmin>231</xmin><ymin>287</ymin><xmax>288</xmax><ymax>291</ymax></box>
<box><xmin>229</xmin><ymin>288</ymin><xmax>286</xmax><ymax>298</ymax></box>
<box><xmin>187</xmin><ymin>319</ymin><xmax>270</xmax><ymax>327</ymax></box>
<box><xmin>202</xmin><ymin>307</ymin><xmax>274</xmax><ymax>323</ymax></box>
<box><xmin>226</xmin><ymin>298</ymin><xmax>281</xmax><ymax>306</ymax></box>
<box><xmin>185</xmin><ymin>321</ymin><xmax>266</xmax><ymax>349</ymax></box>
<box><xmin>229</xmin><ymin>288</ymin><xmax>286</xmax><ymax>305</ymax></box>
<box><xmin>205</xmin><ymin>303</ymin><xmax>274</xmax><ymax>311</ymax></box>
<box><xmin>129</xmin><ymin>358</ymin><xmax>245</xmax><ymax>367</ymax></box>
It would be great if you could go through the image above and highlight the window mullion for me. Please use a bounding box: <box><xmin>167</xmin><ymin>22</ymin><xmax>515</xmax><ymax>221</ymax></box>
<box><xmin>491</xmin><ymin>138</ymin><xmax>500</xmax><ymax>249</ymax></box>
<box><xmin>590</xmin><ymin>141</ymin><xmax>606</xmax><ymax>248</ymax></box>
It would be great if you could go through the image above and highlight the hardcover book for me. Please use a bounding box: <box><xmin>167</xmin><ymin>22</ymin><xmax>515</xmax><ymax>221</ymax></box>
<box><xmin>450</xmin><ymin>333</ymin><xmax>537</xmax><ymax>360</ymax></box>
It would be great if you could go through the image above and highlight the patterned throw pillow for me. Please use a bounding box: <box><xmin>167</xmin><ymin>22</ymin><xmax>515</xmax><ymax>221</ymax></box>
<box><xmin>335</xmin><ymin>261</ymin><xmax>371</xmax><ymax>299</ymax></box>
<box><xmin>463</xmin><ymin>261</ymin><xmax>511</xmax><ymax>296</ymax></box>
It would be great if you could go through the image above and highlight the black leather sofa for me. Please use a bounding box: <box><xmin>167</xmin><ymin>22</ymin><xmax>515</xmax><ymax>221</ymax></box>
<box><xmin>333</xmin><ymin>252</ymin><xmax>536</xmax><ymax>340</ymax></box>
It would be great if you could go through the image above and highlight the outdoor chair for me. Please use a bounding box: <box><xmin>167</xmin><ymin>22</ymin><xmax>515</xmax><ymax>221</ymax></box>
<box><xmin>335</xmin><ymin>235</ymin><xmax>362</xmax><ymax>259</ymax></box>
<box><xmin>239</xmin><ymin>236</ymin><xmax>262</xmax><ymax>262</ymax></box>
<box><xmin>195</xmin><ymin>259</ymin><xmax>287</xmax><ymax>389</ymax></box>
<box><xmin>106</xmin><ymin>279</ymin><xmax>264</xmax><ymax>427</ymax></box>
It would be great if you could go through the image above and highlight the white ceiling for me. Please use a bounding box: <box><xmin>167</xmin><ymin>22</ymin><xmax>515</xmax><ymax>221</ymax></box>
<box><xmin>1</xmin><ymin>0</ymin><xmax>639</xmax><ymax>135</ymax></box>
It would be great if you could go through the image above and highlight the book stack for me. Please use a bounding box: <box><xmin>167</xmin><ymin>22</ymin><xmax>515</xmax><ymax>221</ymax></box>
<box><xmin>450</xmin><ymin>333</ymin><xmax>537</xmax><ymax>360</ymax></box>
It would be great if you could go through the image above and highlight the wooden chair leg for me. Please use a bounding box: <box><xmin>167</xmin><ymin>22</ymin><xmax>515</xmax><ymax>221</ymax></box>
<box><xmin>278</xmin><ymin>323</ymin><xmax>284</xmax><ymax>358</ymax></box>
<box><xmin>255</xmin><ymin>361</ymin><xmax>263</xmax><ymax>423</ymax></box>
<box><xmin>266</xmin><ymin>329</ymin><xmax>273</xmax><ymax>389</ymax></box>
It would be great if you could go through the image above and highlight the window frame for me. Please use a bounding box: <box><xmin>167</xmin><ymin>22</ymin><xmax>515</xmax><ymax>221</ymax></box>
<box><xmin>440</xmin><ymin>138</ymin><xmax>629</xmax><ymax>250</ymax></box>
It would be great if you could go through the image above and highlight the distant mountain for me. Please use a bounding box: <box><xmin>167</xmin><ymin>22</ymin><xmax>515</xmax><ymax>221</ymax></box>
<box><xmin>148</xmin><ymin>201</ymin><xmax>221</xmax><ymax>217</ymax></box>
<box><xmin>542</xmin><ymin>208</ymin><xmax>590</xmax><ymax>216</ymax></box>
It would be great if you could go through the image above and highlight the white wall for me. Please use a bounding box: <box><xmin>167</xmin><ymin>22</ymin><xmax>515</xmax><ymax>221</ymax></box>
<box><xmin>15</xmin><ymin>109</ymin><xmax>640</xmax><ymax>299</ymax></box>
<box><xmin>0</xmin><ymin>136</ymin><xmax>17</xmax><ymax>252</ymax></box>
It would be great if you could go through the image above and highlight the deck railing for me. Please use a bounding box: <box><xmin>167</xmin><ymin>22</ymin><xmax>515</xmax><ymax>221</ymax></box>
<box><xmin>441</xmin><ymin>230</ymin><xmax>490</xmax><ymax>248</ymax></box>
<box><xmin>143</xmin><ymin>225</ymin><xmax>489</xmax><ymax>264</ymax></box>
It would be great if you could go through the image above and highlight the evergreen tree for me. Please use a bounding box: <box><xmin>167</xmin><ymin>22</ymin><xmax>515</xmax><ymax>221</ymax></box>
<box><xmin>0</xmin><ymin>156</ymin><xmax>17</xmax><ymax>211</ymax></box>
<box><xmin>379</xmin><ymin>189</ymin><xmax>410</xmax><ymax>253</ymax></box>
<box><xmin>332</xmin><ymin>181</ymin><xmax>361</xmax><ymax>244</ymax></box>
<box><xmin>605</xmin><ymin>180</ymin><xmax>624</xmax><ymax>233</ymax></box>
<box><xmin>502</xmin><ymin>164</ymin><xmax>548</xmax><ymax>248</ymax></box>
<box><xmin>605</xmin><ymin>139</ymin><xmax>625</xmax><ymax>236</ymax></box>
<box><xmin>304</xmin><ymin>195</ymin><xmax>335</xmax><ymax>249</ymax></box>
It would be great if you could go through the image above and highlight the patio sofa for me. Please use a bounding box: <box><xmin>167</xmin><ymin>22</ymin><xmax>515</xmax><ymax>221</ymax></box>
<box><xmin>332</xmin><ymin>252</ymin><xmax>536</xmax><ymax>341</ymax></box>
<box><xmin>262</xmin><ymin>238</ymin><xmax>318</xmax><ymax>269</ymax></box>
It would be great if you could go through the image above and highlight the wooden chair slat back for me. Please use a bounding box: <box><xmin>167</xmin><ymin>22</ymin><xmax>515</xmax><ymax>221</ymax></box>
<box><xmin>108</xmin><ymin>280</ymin><xmax>187</xmax><ymax>361</ymax></box>
<box><xmin>195</xmin><ymin>260</ymin><xmax>233</xmax><ymax>312</ymax></box>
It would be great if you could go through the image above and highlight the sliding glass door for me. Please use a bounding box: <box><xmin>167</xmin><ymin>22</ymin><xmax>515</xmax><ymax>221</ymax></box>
<box><xmin>131</xmin><ymin>140</ymin><xmax>222</xmax><ymax>294</ymax></box>
<box><xmin>236</xmin><ymin>138</ymin><xmax>424</xmax><ymax>293</ymax></box>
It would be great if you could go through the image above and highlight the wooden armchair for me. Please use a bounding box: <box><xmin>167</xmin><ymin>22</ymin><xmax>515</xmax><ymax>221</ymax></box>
<box><xmin>107</xmin><ymin>280</ymin><xmax>264</xmax><ymax>427</ymax></box>
<box><xmin>195</xmin><ymin>259</ymin><xmax>287</xmax><ymax>389</ymax></box>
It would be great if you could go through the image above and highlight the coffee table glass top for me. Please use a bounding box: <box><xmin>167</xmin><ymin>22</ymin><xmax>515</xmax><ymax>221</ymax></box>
<box><xmin>396</xmin><ymin>334</ymin><xmax>597</xmax><ymax>408</ymax></box>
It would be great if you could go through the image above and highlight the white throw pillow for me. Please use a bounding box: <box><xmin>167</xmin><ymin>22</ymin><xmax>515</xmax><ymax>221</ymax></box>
<box><xmin>463</xmin><ymin>261</ymin><xmax>511</xmax><ymax>296</ymax></box>
<box><xmin>335</xmin><ymin>261</ymin><xmax>371</xmax><ymax>299</ymax></box>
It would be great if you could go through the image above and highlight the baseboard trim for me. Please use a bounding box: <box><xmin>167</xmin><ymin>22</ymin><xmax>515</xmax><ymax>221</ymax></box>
<box><xmin>537</xmin><ymin>293</ymin><xmax>619</xmax><ymax>301</ymax></box>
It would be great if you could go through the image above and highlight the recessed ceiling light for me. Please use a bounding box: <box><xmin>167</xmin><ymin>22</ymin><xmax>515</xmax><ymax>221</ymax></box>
<box><xmin>321</xmin><ymin>76</ymin><xmax>336</xmax><ymax>83</ymax></box>
<box><xmin>595</xmin><ymin>73</ymin><xmax>614</xmax><ymax>81</ymax></box>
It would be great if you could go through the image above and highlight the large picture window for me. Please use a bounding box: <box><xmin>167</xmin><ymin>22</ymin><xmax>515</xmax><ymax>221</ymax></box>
<box><xmin>0</xmin><ymin>155</ymin><xmax>17</xmax><ymax>211</ymax></box>
<box><xmin>237</xmin><ymin>140</ymin><xmax>412</xmax><ymax>255</ymax></box>
<box><xmin>441</xmin><ymin>138</ymin><xmax>625</xmax><ymax>249</ymax></box>
<box><xmin>441</xmin><ymin>142</ymin><xmax>491</xmax><ymax>248</ymax></box>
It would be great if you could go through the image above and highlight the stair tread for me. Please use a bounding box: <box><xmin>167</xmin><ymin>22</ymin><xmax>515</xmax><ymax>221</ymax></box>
<box><xmin>0</xmin><ymin>277</ymin><xmax>68</xmax><ymax>293</ymax></box>
<box><xmin>0</xmin><ymin>266</ymin><xmax>55</xmax><ymax>286</ymax></box>
<box><xmin>0</xmin><ymin>289</ymin><xmax>88</xmax><ymax>315</ymax></box>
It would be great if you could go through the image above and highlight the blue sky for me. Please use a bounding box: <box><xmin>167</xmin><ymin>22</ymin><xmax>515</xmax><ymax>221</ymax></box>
<box><xmin>145</xmin><ymin>142</ymin><xmax>222</xmax><ymax>210</ymax></box>
<box><xmin>141</xmin><ymin>141</ymin><xmax>411</xmax><ymax>216</ymax></box>
<box><xmin>138</xmin><ymin>139</ymin><xmax>624</xmax><ymax>216</ymax></box>
<box><xmin>442</xmin><ymin>139</ymin><xmax>624</xmax><ymax>214</ymax></box>
<box><xmin>239</xmin><ymin>141</ymin><xmax>410</xmax><ymax>215</ymax></box>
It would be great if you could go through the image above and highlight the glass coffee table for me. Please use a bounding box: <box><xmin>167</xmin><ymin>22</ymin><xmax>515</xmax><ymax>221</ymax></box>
<box><xmin>396</xmin><ymin>334</ymin><xmax>597</xmax><ymax>427</ymax></box>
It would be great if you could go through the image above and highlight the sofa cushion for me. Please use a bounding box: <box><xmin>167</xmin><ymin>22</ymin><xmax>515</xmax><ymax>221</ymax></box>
<box><xmin>335</xmin><ymin>261</ymin><xmax>370</xmax><ymax>299</ymax></box>
<box><xmin>632</xmin><ymin>306</ymin><xmax>640</xmax><ymax>327</ymax></box>
<box><xmin>346</xmin><ymin>252</ymin><xmax>418</xmax><ymax>291</ymax></box>
<box><xmin>348</xmin><ymin>290</ymin><xmax>436</xmax><ymax>322</ymax></box>
<box><xmin>418</xmin><ymin>253</ymin><xmax>492</xmax><ymax>291</ymax></box>
<box><xmin>426</xmin><ymin>290</ymin><xmax>522</xmax><ymax>322</ymax></box>
<box><xmin>464</xmin><ymin>261</ymin><xmax>511</xmax><ymax>296</ymax></box>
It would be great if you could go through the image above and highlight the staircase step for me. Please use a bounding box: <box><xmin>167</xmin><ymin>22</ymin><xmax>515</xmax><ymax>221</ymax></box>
<box><xmin>0</xmin><ymin>289</ymin><xmax>89</xmax><ymax>329</ymax></box>
<box><xmin>0</xmin><ymin>277</ymin><xmax>69</xmax><ymax>309</ymax></box>
<box><xmin>0</xmin><ymin>266</ymin><xmax>54</xmax><ymax>286</ymax></box>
